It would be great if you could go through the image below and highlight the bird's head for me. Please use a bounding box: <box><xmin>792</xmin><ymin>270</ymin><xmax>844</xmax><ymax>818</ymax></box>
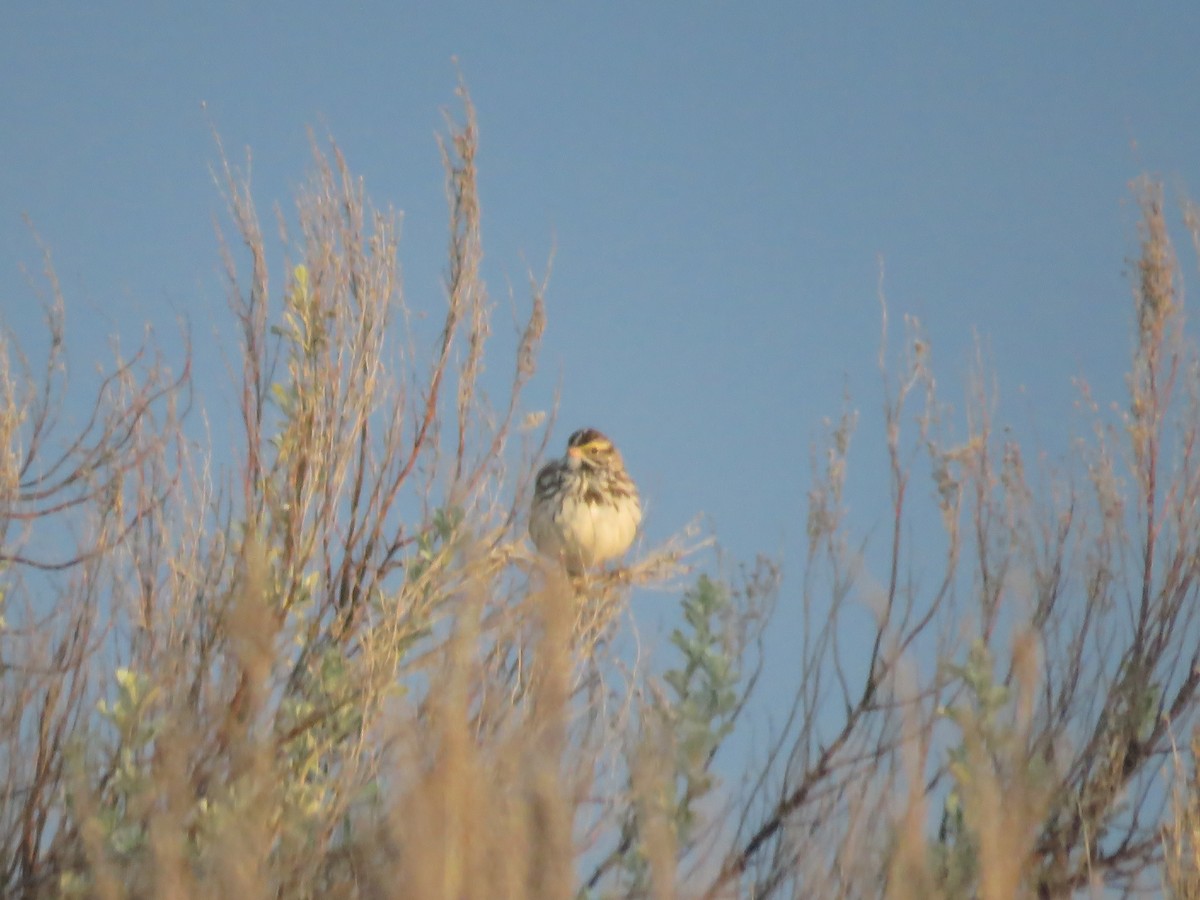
<box><xmin>566</xmin><ymin>428</ymin><xmax>619</xmax><ymax>470</ymax></box>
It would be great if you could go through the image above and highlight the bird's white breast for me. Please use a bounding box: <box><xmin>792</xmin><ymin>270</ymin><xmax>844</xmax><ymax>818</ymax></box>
<box><xmin>532</xmin><ymin>487</ymin><xmax>641</xmax><ymax>570</ymax></box>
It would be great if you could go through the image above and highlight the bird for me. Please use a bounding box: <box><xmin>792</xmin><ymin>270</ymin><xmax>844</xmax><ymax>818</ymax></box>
<box><xmin>529</xmin><ymin>428</ymin><xmax>642</xmax><ymax>575</ymax></box>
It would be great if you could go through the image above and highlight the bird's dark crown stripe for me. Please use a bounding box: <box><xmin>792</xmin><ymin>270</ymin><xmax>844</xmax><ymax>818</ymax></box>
<box><xmin>568</xmin><ymin>427</ymin><xmax>607</xmax><ymax>447</ymax></box>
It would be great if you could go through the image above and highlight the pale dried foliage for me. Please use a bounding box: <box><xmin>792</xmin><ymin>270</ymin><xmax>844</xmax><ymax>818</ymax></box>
<box><xmin>0</xmin><ymin>87</ymin><xmax>710</xmax><ymax>899</ymax></box>
<box><xmin>1164</xmin><ymin>728</ymin><xmax>1200</xmax><ymax>898</ymax></box>
<box><xmin>699</xmin><ymin>179</ymin><xmax>1200</xmax><ymax>899</ymax></box>
<box><xmin>6</xmin><ymin>85</ymin><xmax>1200</xmax><ymax>900</ymax></box>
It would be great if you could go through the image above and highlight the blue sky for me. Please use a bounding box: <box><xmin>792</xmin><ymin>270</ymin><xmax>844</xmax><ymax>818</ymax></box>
<box><xmin>5</xmin><ymin>3</ymin><xmax>1200</xmax><ymax>748</ymax></box>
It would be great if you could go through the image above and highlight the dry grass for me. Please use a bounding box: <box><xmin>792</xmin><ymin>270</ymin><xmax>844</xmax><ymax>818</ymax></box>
<box><xmin>4</xmin><ymin>85</ymin><xmax>1200</xmax><ymax>898</ymax></box>
<box><xmin>1164</xmin><ymin>728</ymin><xmax>1200</xmax><ymax>898</ymax></box>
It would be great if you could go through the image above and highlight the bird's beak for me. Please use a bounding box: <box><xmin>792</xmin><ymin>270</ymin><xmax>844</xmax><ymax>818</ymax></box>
<box><xmin>567</xmin><ymin>445</ymin><xmax>582</xmax><ymax>459</ymax></box>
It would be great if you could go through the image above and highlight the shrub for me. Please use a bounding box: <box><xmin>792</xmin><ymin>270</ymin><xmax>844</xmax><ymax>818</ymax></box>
<box><xmin>4</xmin><ymin>86</ymin><xmax>1200</xmax><ymax>899</ymax></box>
